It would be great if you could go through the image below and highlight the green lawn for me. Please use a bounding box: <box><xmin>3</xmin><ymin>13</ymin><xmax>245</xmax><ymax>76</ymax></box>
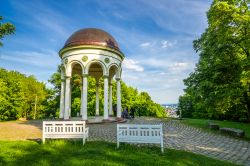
<box><xmin>0</xmin><ymin>140</ymin><xmax>237</xmax><ymax>166</ymax></box>
<box><xmin>181</xmin><ymin>118</ymin><xmax>250</xmax><ymax>139</ymax></box>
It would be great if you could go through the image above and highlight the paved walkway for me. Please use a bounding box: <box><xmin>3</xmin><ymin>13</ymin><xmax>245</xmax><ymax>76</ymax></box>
<box><xmin>1</xmin><ymin>118</ymin><xmax>249</xmax><ymax>165</ymax></box>
<box><xmin>88</xmin><ymin>118</ymin><xmax>250</xmax><ymax>166</ymax></box>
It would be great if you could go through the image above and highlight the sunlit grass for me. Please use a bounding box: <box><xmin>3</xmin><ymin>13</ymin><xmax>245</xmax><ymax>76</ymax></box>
<box><xmin>0</xmin><ymin>140</ymin><xmax>237</xmax><ymax>166</ymax></box>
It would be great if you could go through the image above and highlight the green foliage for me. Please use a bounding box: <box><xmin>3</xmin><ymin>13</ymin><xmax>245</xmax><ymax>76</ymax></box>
<box><xmin>178</xmin><ymin>94</ymin><xmax>194</xmax><ymax>118</ymax></box>
<box><xmin>0</xmin><ymin>140</ymin><xmax>236</xmax><ymax>166</ymax></box>
<box><xmin>0</xmin><ymin>68</ymin><xmax>49</xmax><ymax>120</ymax></box>
<box><xmin>48</xmin><ymin>67</ymin><xmax>166</xmax><ymax>118</ymax></box>
<box><xmin>179</xmin><ymin>0</ymin><xmax>250</xmax><ymax>122</ymax></box>
<box><xmin>0</xmin><ymin>16</ymin><xmax>15</xmax><ymax>46</ymax></box>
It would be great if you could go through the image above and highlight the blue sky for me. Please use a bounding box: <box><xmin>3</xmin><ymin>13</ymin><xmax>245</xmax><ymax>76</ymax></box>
<box><xmin>0</xmin><ymin>0</ymin><xmax>212</xmax><ymax>104</ymax></box>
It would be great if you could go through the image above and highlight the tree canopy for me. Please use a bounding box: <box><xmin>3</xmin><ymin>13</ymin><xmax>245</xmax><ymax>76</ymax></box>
<box><xmin>0</xmin><ymin>16</ymin><xmax>15</xmax><ymax>46</ymax></box>
<box><xmin>178</xmin><ymin>0</ymin><xmax>250</xmax><ymax>122</ymax></box>
<box><xmin>0</xmin><ymin>68</ymin><xmax>48</xmax><ymax>120</ymax></box>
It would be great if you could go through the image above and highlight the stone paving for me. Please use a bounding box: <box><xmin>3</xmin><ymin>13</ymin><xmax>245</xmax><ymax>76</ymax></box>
<box><xmin>88</xmin><ymin>117</ymin><xmax>250</xmax><ymax>166</ymax></box>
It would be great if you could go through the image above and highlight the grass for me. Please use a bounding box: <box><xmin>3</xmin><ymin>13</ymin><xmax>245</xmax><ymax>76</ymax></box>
<box><xmin>181</xmin><ymin>118</ymin><xmax>250</xmax><ymax>139</ymax></box>
<box><xmin>0</xmin><ymin>140</ymin><xmax>238</xmax><ymax>166</ymax></box>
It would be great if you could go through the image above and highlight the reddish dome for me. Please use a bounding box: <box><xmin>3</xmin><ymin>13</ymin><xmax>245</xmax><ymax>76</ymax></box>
<box><xmin>63</xmin><ymin>28</ymin><xmax>120</xmax><ymax>51</ymax></box>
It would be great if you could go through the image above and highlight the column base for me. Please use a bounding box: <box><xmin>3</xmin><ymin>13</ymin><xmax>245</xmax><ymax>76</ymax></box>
<box><xmin>102</xmin><ymin>119</ymin><xmax>111</xmax><ymax>123</ymax></box>
<box><xmin>116</xmin><ymin>117</ymin><xmax>123</xmax><ymax>121</ymax></box>
<box><xmin>116</xmin><ymin>117</ymin><xmax>127</xmax><ymax>123</ymax></box>
<box><xmin>63</xmin><ymin>119</ymin><xmax>71</xmax><ymax>121</ymax></box>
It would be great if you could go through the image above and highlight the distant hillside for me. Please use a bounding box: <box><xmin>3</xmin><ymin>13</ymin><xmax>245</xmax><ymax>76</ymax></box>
<box><xmin>161</xmin><ymin>104</ymin><xmax>177</xmax><ymax>107</ymax></box>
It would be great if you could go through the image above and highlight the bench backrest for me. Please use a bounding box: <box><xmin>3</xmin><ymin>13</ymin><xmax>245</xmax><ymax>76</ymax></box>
<box><xmin>43</xmin><ymin>121</ymin><xmax>85</xmax><ymax>135</ymax></box>
<box><xmin>117</xmin><ymin>124</ymin><xmax>163</xmax><ymax>142</ymax></box>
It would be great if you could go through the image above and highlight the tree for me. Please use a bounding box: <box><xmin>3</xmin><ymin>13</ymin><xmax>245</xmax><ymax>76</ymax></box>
<box><xmin>0</xmin><ymin>16</ymin><xmax>15</xmax><ymax>46</ymax></box>
<box><xmin>0</xmin><ymin>68</ymin><xmax>49</xmax><ymax>121</ymax></box>
<box><xmin>178</xmin><ymin>94</ymin><xmax>194</xmax><ymax>118</ymax></box>
<box><xmin>179</xmin><ymin>0</ymin><xmax>250</xmax><ymax>122</ymax></box>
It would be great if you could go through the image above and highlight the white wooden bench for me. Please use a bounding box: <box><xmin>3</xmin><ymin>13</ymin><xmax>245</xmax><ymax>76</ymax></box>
<box><xmin>42</xmin><ymin>121</ymin><xmax>89</xmax><ymax>145</ymax></box>
<box><xmin>117</xmin><ymin>124</ymin><xmax>164</xmax><ymax>152</ymax></box>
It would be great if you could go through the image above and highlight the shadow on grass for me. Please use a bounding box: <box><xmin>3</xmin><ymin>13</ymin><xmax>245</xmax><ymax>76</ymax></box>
<box><xmin>0</xmin><ymin>140</ymin><xmax>237</xmax><ymax>166</ymax></box>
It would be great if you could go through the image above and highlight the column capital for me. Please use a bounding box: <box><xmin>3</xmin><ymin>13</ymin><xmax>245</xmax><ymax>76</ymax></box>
<box><xmin>116</xmin><ymin>78</ymin><xmax>121</xmax><ymax>81</ymax></box>
<box><xmin>65</xmin><ymin>76</ymin><xmax>71</xmax><ymax>79</ymax></box>
<box><xmin>82</xmin><ymin>74</ymin><xmax>88</xmax><ymax>78</ymax></box>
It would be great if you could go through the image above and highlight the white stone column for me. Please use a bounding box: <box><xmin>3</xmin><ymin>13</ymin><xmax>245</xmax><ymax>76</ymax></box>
<box><xmin>59</xmin><ymin>78</ymin><xmax>65</xmax><ymax>119</ymax></box>
<box><xmin>64</xmin><ymin>76</ymin><xmax>71</xmax><ymax>120</ymax></box>
<box><xmin>95</xmin><ymin>82</ymin><xmax>100</xmax><ymax>116</ymax></box>
<box><xmin>80</xmin><ymin>87</ymin><xmax>82</xmax><ymax>116</ymax></box>
<box><xmin>82</xmin><ymin>74</ymin><xmax>88</xmax><ymax>120</ymax></box>
<box><xmin>103</xmin><ymin>76</ymin><xmax>109</xmax><ymax>120</ymax></box>
<box><xmin>69</xmin><ymin>82</ymin><xmax>72</xmax><ymax>118</ymax></box>
<box><xmin>109</xmin><ymin>83</ymin><xmax>113</xmax><ymax>116</ymax></box>
<box><xmin>116</xmin><ymin>78</ymin><xmax>121</xmax><ymax>118</ymax></box>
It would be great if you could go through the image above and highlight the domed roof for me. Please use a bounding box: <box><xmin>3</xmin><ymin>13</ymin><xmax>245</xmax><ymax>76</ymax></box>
<box><xmin>63</xmin><ymin>28</ymin><xmax>120</xmax><ymax>51</ymax></box>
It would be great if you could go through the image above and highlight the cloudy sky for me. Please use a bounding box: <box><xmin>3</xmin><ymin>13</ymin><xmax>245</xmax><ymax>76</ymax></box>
<box><xmin>0</xmin><ymin>0</ymin><xmax>212</xmax><ymax>104</ymax></box>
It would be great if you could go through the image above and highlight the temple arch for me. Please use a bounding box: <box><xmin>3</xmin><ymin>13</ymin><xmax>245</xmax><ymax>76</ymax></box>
<box><xmin>85</xmin><ymin>60</ymin><xmax>107</xmax><ymax>76</ymax></box>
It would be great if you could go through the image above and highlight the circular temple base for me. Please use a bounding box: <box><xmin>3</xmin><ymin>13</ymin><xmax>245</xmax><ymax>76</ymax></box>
<box><xmin>68</xmin><ymin>116</ymin><xmax>127</xmax><ymax>124</ymax></box>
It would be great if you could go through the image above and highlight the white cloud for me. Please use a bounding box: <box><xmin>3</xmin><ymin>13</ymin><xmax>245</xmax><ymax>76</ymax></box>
<box><xmin>140</xmin><ymin>42</ymin><xmax>152</xmax><ymax>47</ymax></box>
<box><xmin>122</xmin><ymin>68</ymin><xmax>187</xmax><ymax>104</ymax></box>
<box><xmin>139</xmin><ymin>40</ymin><xmax>177</xmax><ymax>50</ymax></box>
<box><xmin>161</xmin><ymin>40</ymin><xmax>177</xmax><ymax>48</ymax></box>
<box><xmin>140</xmin><ymin>58</ymin><xmax>194</xmax><ymax>72</ymax></box>
<box><xmin>121</xmin><ymin>56</ymin><xmax>195</xmax><ymax>103</ymax></box>
<box><xmin>169</xmin><ymin>62</ymin><xmax>190</xmax><ymax>72</ymax></box>
<box><xmin>1</xmin><ymin>50</ymin><xmax>59</xmax><ymax>68</ymax></box>
<box><xmin>123</xmin><ymin>59</ymin><xmax>144</xmax><ymax>72</ymax></box>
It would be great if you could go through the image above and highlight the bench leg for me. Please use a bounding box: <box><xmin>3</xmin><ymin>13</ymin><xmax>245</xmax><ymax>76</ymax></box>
<box><xmin>161</xmin><ymin>139</ymin><xmax>164</xmax><ymax>153</ymax></box>
<box><xmin>83</xmin><ymin>135</ymin><xmax>86</xmax><ymax>145</ymax></box>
